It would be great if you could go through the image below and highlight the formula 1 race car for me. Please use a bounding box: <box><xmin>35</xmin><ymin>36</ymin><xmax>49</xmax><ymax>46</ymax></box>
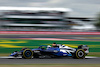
<box><xmin>10</xmin><ymin>44</ymin><xmax>89</xmax><ymax>59</ymax></box>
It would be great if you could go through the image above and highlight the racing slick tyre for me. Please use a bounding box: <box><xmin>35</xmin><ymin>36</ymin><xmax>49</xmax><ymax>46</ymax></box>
<box><xmin>73</xmin><ymin>49</ymin><xmax>85</xmax><ymax>59</ymax></box>
<box><xmin>22</xmin><ymin>49</ymin><xmax>33</xmax><ymax>59</ymax></box>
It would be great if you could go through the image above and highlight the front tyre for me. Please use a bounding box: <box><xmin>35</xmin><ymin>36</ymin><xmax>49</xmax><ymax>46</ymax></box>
<box><xmin>22</xmin><ymin>49</ymin><xmax>33</xmax><ymax>59</ymax></box>
<box><xmin>73</xmin><ymin>49</ymin><xmax>85</xmax><ymax>59</ymax></box>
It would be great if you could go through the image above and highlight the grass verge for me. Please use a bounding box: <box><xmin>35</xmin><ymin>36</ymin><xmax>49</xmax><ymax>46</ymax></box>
<box><xmin>87</xmin><ymin>52</ymin><xmax>100</xmax><ymax>57</ymax></box>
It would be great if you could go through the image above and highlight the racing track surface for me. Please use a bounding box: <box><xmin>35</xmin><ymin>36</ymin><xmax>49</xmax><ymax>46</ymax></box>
<box><xmin>0</xmin><ymin>34</ymin><xmax>100</xmax><ymax>41</ymax></box>
<box><xmin>0</xmin><ymin>34</ymin><xmax>100</xmax><ymax>64</ymax></box>
<box><xmin>0</xmin><ymin>57</ymin><xmax>100</xmax><ymax>64</ymax></box>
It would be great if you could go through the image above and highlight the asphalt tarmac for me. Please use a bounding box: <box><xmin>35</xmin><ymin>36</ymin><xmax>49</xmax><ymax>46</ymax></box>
<box><xmin>0</xmin><ymin>57</ymin><xmax>99</xmax><ymax>64</ymax></box>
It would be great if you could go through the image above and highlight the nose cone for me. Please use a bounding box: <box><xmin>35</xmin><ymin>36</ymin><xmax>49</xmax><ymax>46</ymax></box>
<box><xmin>9</xmin><ymin>52</ymin><xmax>17</xmax><ymax>56</ymax></box>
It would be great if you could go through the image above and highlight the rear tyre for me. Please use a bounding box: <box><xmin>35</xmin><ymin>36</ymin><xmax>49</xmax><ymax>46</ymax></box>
<box><xmin>73</xmin><ymin>49</ymin><xmax>85</xmax><ymax>59</ymax></box>
<box><xmin>22</xmin><ymin>49</ymin><xmax>33</xmax><ymax>59</ymax></box>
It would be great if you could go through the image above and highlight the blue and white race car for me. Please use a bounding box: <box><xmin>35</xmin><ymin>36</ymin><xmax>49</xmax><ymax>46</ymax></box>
<box><xmin>10</xmin><ymin>44</ymin><xmax>89</xmax><ymax>59</ymax></box>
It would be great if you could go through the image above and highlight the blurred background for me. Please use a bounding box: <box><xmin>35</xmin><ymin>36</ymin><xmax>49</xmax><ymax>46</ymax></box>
<box><xmin>0</xmin><ymin>0</ymin><xmax>100</xmax><ymax>59</ymax></box>
<box><xmin>0</xmin><ymin>6</ymin><xmax>99</xmax><ymax>32</ymax></box>
<box><xmin>0</xmin><ymin>0</ymin><xmax>99</xmax><ymax>32</ymax></box>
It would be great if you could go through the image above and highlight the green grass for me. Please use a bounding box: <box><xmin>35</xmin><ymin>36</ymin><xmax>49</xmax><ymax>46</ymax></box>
<box><xmin>0</xmin><ymin>38</ymin><xmax>100</xmax><ymax>54</ymax></box>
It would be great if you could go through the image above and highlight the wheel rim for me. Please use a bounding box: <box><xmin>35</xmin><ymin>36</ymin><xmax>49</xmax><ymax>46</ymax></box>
<box><xmin>25</xmin><ymin>50</ymin><xmax>32</xmax><ymax>57</ymax></box>
<box><xmin>78</xmin><ymin>51</ymin><xmax>84</xmax><ymax>57</ymax></box>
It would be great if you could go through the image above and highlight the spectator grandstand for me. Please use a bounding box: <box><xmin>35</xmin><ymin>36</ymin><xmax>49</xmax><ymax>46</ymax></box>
<box><xmin>0</xmin><ymin>7</ymin><xmax>97</xmax><ymax>31</ymax></box>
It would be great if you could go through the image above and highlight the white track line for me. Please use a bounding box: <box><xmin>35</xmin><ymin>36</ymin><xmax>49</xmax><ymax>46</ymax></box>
<box><xmin>85</xmin><ymin>56</ymin><xmax>98</xmax><ymax>58</ymax></box>
<box><xmin>0</xmin><ymin>56</ymin><xmax>22</xmax><ymax>59</ymax></box>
